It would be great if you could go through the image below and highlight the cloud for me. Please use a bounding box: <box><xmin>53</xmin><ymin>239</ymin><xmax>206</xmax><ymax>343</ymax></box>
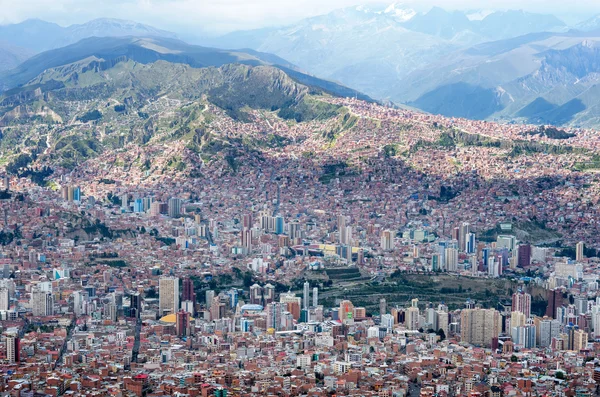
<box><xmin>0</xmin><ymin>0</ymin><xmax>599</xmax><ymax>34</ymax></box>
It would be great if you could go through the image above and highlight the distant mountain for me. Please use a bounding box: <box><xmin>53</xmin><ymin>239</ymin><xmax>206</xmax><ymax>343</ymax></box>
<box><xmin>0</xmin><ymin>47</ymin><xmax>367</xmax><ymax>170</ymax></box>
<box><xmin>575</xmin><ymin>14</ymin><xmax>600</xmax><ymax>32</ymax></box>
<box><xmin>0</xmin><ymin>42</ymin><xmax>34</xmax><ymax>72</ymax></box>
<box><xmin>402</xmin><ymin>32</ymin><xmax>600</xmax><ymax>127</ymax></box>
<box><xmin>202</xmin><ymin>5</ymin><xmax>567</xmax><ymax>102</ymax></box>
<box><xmin>403</xmin><ymin>7</ymin><xmax>474</xmax><ymax>40</ymax></box>
<box><xmin>0</xmin><ymin>36</ymin><xmax>372</xmax><ymax>103</ymax></box>
<box><xmin>0</xmin><ymin>18</ymin><xmax>178</xmax><ymax>54</ymax></box>
<box><xmin>203</xmin><ymin>6</ymin><xmax>460</xmax><ymax>101</ymax></box>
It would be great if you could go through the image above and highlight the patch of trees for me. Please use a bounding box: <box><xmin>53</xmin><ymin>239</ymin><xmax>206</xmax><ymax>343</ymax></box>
<box><xmin>77</xmin><ymin>109</ymin><xmax>102</xmax><ymax>123</ymax></box>
<box><xmin>525</xmin><ymin>126</ymin><xmax>575</xmax><ymax>140</ymax></box>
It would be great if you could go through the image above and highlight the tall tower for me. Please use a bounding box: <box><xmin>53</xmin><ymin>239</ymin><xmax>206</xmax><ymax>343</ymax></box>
<box><xmin>31</xmin><ymin>287</ymin><xmax>53</xmax><ymax>316</ymax></box>
<box><xmin>379</xmin><ymin>298</ymin><xmax>387</xmax><ymax>316</ymax></box>
<box><xmin>167</xmin><ymin>197</ymin><xmax>182</xmax><ymax>218</ymax></box>
<box><xmin>6</xmin><ymin>333</ymin><xmax>19</xmax><ymax>363</ymax></box>
<box><xmin>459</xmin><ymin>222</ymin><xmax>469</xmax><ymax>252</ymax></box>
<box><xmin>312</xmin><ymin>287</ymin><xmax>318</xmax><ymax>308</ymax></box>
<box><xmin>512</xmin><ymin>290</ymin><xmax>532</xmax><ymax>318</ymax></box>
<box><xmin>303</xmin><ymin>281</ymin><xmax>310</xmax><ymax>310</ymax></box>
<box><xmin>182</xmin><ymin>277</ymin><xmax>195</xmax><ymax>303</ymax></box>
<box><xmin>159</xmin><ymin>277</ymin><xmax>180</xmax><ymax>316</ymax></box>
<box><xmin>576</xmin><ymin>241</ymin><xmax>584</xmax><ymax>262</ymax></box>
<box><xmin>0</xmin><ymin>287</ymin><xmax>9</xmax><ymax>311</ymax></box>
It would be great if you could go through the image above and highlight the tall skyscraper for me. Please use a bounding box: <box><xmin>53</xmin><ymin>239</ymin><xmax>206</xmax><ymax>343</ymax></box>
<box><xmin>30</xmin><ymin>287</ymin><xmax>53</xmax><ymax>316</ymax></box>
<box><xmin>176</xmin><ymin>309</ymin><xmax>190</xmax><ymax>337</ymax></box>
<box><xmin>539</xmin><ymin>318</ymin><xmax>561</xmax><ymax>347</ymax></box>
<box><xmin>6</xmin><ymin>333</ymin><xmax>19</xmax><ymax>363</ymax></box>
<box><xmin>406</xmin><ymin>306</ymin><xmax>420</xmax><ymax>330</ymax></box>
<box><xmin>0</xmin><ymin>287</ymin><xmax>9</xmax><ymax>311</ymax></box>
<box><xmin>275</xmin><ymin>216</ymin><xmax>285</xmax><ymax>235</ymax></box>
<box><xmin>338</xmin><ymin>215</ymin><xmax>348</xmax><ymax>245</ymax></box>
<box><xmin>459</xmin><ymin>222</ymin><xmax>469</xmax><ymax>252</ymax></box>
<box><xmin>130</xmin><ymin>293</ymin><xmax>142</xmax><ymax>319</ymax></box>
<box><xmin>461</xmin><ymin>308</ymin><xmax>502</xmax><ymax>347</ymax></box>
<box><xmin>512</xmin><ymin>290</ymin><xmax>532</xmax><ymax>318</ymax></box>
<box><xmin>263</xmin><ymin>284</ymin><xmax>275</xmax><ymax>305</ymax></box>
<box><xmin>379</xmin><ymin>298</ymin><xmax>387</xmax><ymax>315</ymax></box>
<box><xmin>576</xmin><ymin>241</ymin><xmax>585</xmax><ymax>262</ymax></box>
<box><xmin>518</xmin><ymin>244</ymin><xmax>531</xmax><ymax>267</ymax></box>
<box><xmin>182</xmin><ymin>277</ymin><xmax>195</xmax><ymax>303</ymax></box>
<box><xmin>266</xmin><ymin>302</ymin><xmax>284</xmax><ymax>331</ymax></box>
<box><xmin>249</xmin><ymin>284</ymin><xmax>262</xmax><ymax>305</ymax></box>
<box><xmin>466</xmin><ymin>232</ymin><xmax>476</xmax><ymax>254</ymax></box>
<box><xmin>205</xmin><ymin>290</ymin><xmax>215</xmax><ymax>308</ymax></box>
<box><xmin>445</xmin><ymin>248</ymin><xmax>458</xmax><ymax>272</ymax></box>
<box><xmin>312</xmin><ymin>287</ymin><xmax>318</xmax><ymax>308</ymax></box>
<box><xmin>545</xmin><ymin>289</ymin><xmax>564</xmax><ymax>319</ymax></box>
<box><xmin>167</xmin><ymin>197</ymin><xmax>182</xmax><ymax>218</ymax></box>
<box><xmin>159</xmin><ymin>277</ymin><xmax>179</xmax><ymax>316</ymax></box>
<box><xmin>303</xmin><ymin>281</ymin><xmax>310</xmax><ymax>310</ymax></box>
<box><xmin>241</xmin><ymin>228</ymin><xmax>252</xmax><ymax>253</ymax></box>
<box><xmin>380</xmin><ymin>230</ymin><xmax>393</xmax><ymax>251</ymax></box>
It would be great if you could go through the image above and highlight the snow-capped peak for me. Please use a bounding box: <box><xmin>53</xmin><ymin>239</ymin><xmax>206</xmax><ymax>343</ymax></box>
<box><xmin>382</xmin><ymin>3</ymin><xmax>416</xmax><ymax>22</ymax></box>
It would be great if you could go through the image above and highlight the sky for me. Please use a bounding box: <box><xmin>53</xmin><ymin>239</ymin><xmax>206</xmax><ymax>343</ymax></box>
<box><xmin>0</xmin><ymin>0</ymin><xmax>599</xmax><ymax>34</ymax></box>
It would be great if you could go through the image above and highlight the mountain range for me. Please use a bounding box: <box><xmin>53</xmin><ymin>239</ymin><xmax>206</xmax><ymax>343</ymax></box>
<box><xmin>2</xmin><ymin>5</ymin><xmax>600</xmax><ymax>127</ymax></box>
<box><xmin>0</xmin><ymin>18</ymin><xmax>178</xmax><ymax>72</ymax></box>
<box><xmin>201</xmin><ymin>5</ymin><xmax>568</xmax><ymax>102</ymax></box>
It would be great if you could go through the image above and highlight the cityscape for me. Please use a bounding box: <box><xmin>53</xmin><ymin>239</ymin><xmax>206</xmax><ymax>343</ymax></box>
<box><xmin>0</xmin><ymin>1</ymin><xmax>600</xmax><ymax>397</ymax></box>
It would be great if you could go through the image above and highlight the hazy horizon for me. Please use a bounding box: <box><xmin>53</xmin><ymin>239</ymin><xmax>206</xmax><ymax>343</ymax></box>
<box><xmin>1</xmin><ymin>0</ymin><xmax>599</xmax><ymax>35</ymax></box>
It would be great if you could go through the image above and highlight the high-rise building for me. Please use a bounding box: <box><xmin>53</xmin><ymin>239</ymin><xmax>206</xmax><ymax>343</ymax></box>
<box><xmin>182</xmin><ymin>277</ymin><xmax>195</xmax><ymax>303</ymax></box>
<box><xmin>159</xmin><ymin>277</ymin><xmax>179</xmax><ymax>316</ymax></box>
<box><xmin>266</xmin><ymin>302</ymin><xmax>284</xmax><ymax>331</ymax></box>
<box><xmin>459</xmin><ymin>222</ymin><xmax>469</xmax><ymax>252</ymax></box>
<box><xmin>249</xmin><ymin>284</ymin><xmax>262</xmax><ymax>305</ymax></box>
<box><xmin>466</xmin><ymin>232</ymin><xmax>476</xmax><ymax>254</ymax></box>
<box><xmin>275</xmin><ymin>216</ymin><xmax>284</xmax><ymax>235</ymax></box>
<box><xmin>339</xmin><ymin>300</ymin><xmax>354</xmax><ymax>323</ymax></box>
<box><xmin>512</xmin><ymin>290</ymin><xmax>532</xmax><ymax>318</ymax></box>
<box><xmin>210</xmin><ymin>296</ymin><xmax>226</xmax><ymax>321</ymax></box>
<box><xmin>380</xmin><ymin>230</ymin><xmax>393</xmax><ymax>251</ymax></box>
<box><xmin>242</xmin><ymin>214</ymin><xmax>253</xmax><ymax>230</ymax></box>
<box><xmin>130</xmin><ymin>293</ymin><xmax>142</xmax><ymax>319</ymax></box>
<box><xmin>445</xmin><ymin>248</ymin><xmax>458</xmax><ymax>272</ymax></box>
<box><xmin>205</xmin><ymin>290</ymin><xmax>215</xmax><ymax>308</ymax></box>
<box><xmin>263</xmin><ymin>284</ymin><xmax>275</xmax><ymax>305</ymax></box>
<box><xmin>303</xmin><ymin>281</ymin><xmax>310</xmax><ymax>310</ymax></box>
<box><xmin>6</xmin><ymin>333</ymin><xmax>19</xmax><ymax>363</ymax></box>
<box><xmin>241</xmin><ymin>227</ymin><xmax>252</xmax><ymax>254</ymax></box>
<box><xmin>545</xmin><ymin>289</ymin><xmax>564</xmax><ymax>319</ymax></box>
<box><xmin>461</xmin><ymin>308</ymin><xmax>502</xmax><ymax>347</ymax></box>
<box><xmin>30</xmin><ymin>287</ymin><xmax>53</xmax><ymax>316</ymax></box>
<box><xmin>176</xmin><ymin>309</ymin><xmax>190</xmax><ymax>337</ymax></box>
<box><xmin>312</xmin><ymin>287</ymin><xmax>318</xmax><ymax>308</ymax></box>
<box><xmin>167</xmin><ymin>197</ymin><xmax>182</xmax><ymax>218</ymax></box>
<box><xmin>406</xmin><ymin>306</ymin><xmax>420</xmax><ymax>330</ymax></box>
<box><xmin>517</xmin><ymin>244</ymin><xmax>531</xmax><ymax>268</ymax></box>
<box><xmin>576</xmin><ymin>241</ymin><xmax>585</xmax><ymax>262</ymax></box>
<box><xmin>338</xmin><ymin>215</ymin><xmax>348</xmax><ymax>245</ymax></box>
<box><xmin>227</xmin><ymin>289</ymin><xmax>239</xmax><ymax>309</ymax></box>
<box><xmin>511</xmin><ymin>325</ymin><xmax>536</xmax><ymax>349</ymax></box>
<box><xmin>539</xmin><ymin>318</ymin><xmax>561</xmax><ymax>347</ymax></box>
<box><xmin>379</xmin><ymin>298</ymin><xmax>387</xmax><ymax>315</ymax></box>
<box><xmin>0</xmin><ymin>287</ymin><xmax>9</xmax><ymax>311</ymax></box>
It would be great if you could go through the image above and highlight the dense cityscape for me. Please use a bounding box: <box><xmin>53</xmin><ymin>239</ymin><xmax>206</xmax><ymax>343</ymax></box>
<box><xmin>1</xmin><ymin>1</ymin><xmax>600</xmax><ymax>396</ymax></box>
<box><xmin>0</xmin><ymin>95</ymin><xmax>597</xmax><ymax>396</ymax></box>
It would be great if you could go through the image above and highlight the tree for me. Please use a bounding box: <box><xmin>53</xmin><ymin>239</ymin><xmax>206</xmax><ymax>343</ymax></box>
<box><xmin>555</xmin><ymin>371</ymin><xmax>565</xmax><ymax>380</ymax></box>
<box><xmin>436</xmin><ymin>328</ymin><xmax>446</xmax><ymax>341</ymax></box>
<box><xmin>510</xmin><ymin>355</ymin><xmax>518</xmax><ymax>362</ymax></box>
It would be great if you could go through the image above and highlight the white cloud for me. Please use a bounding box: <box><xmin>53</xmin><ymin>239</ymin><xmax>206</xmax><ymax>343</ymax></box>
<box><xmin>0</xmin><ymin>0</ymin><xmax>598</xmax><ymax>34</ymax></box>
